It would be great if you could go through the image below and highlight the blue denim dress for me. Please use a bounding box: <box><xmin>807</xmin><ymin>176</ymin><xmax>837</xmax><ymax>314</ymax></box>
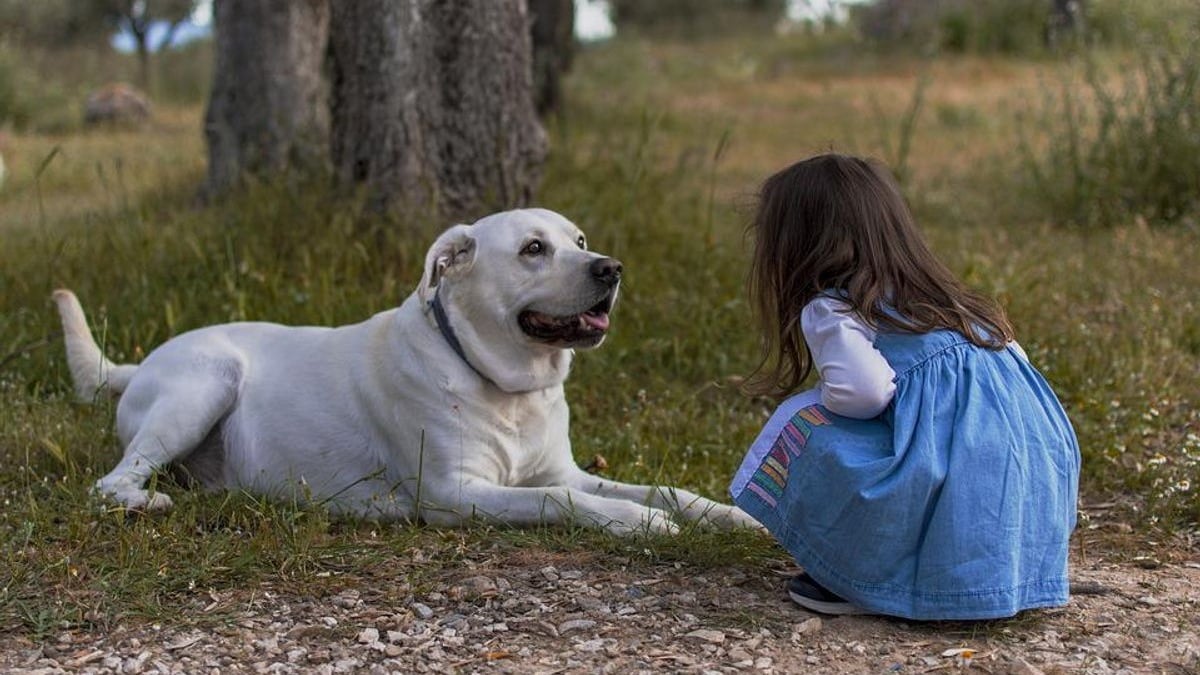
<box><xmin>731</xmin><ymin>328</ymin><xmax>1080</xmax><ymax>620</ymax></box>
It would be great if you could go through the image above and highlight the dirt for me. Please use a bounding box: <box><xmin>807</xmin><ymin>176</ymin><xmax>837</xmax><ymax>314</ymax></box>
<box><xmin>2</xmin><ymin>541</ymin><xmax>1197</xmax><ymax>675</ymax></box>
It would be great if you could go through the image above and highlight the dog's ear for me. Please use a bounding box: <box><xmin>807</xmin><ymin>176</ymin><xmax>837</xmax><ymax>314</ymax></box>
<box><xmin>418</xmin><ymin>224</ymin><xmax>476</xmax><ymax>304</ymax></box>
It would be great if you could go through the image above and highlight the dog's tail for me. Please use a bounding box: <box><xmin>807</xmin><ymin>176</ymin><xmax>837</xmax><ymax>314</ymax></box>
<box><xmin>52</xmin><ymin>289</ymin><xmax>138</xmax><ymax>402</ymax></box>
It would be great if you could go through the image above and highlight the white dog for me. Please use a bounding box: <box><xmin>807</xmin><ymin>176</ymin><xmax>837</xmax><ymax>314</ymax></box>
<box><xmin>55</xmin><ymin>208</ymin><xmax>756</xmax><ymax>535</ymax></box>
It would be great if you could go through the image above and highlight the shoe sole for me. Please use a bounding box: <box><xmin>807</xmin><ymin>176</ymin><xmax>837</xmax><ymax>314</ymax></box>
<box><xmin>788</xmin><ymin>589</ymin><xmax>873</xmax><ymax>616</ymax></box>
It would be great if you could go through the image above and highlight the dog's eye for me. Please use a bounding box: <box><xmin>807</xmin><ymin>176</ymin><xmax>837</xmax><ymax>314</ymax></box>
<box><xmin>521</xmin><ymin>240</ymin><xmax>544</xmax><ymax>256</ymax></box>
<box><xmin>577</xmin><ymin>235</ymin><xmax>587</xmax><ymax>250</ymax></box>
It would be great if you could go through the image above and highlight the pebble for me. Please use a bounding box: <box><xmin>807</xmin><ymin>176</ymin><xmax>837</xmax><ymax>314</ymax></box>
<box><xmin>0</xmin><ymin>557</ymin><xmax>1176</xmax><ymax>674</ymax></box>
<box><xmin>686</xmin><ymin>629</ymin><xmax>726</xmax><ymax>644</ymax></box>
<box><xmin>411</xmin><ymin>602</ymin><xmax>435</xmax><ymax>620</ymax></box>
<box><xmin>559</xmin><ymin>619</ymin><xmax>598</xmax><ymax>635</ymax></box>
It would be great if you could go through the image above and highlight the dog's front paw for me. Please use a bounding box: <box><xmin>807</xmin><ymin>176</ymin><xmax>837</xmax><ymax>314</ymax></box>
<box><xmin>93</xmin><ymin>481</ymin><xmax>175</xmax><ymax>514</ymax></box>
<box><xmin>605</xmin><ymin>508</ymin><xmax>679</xmax><ymax>537</ymax></box>
<box><xmin>701</xmin><ymin>505</ymin><xmax>766</xmax><ymax>532</ymax></box>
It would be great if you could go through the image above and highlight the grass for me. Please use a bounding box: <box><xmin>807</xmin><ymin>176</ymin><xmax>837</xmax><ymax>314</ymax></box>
<box><xmin>2</xmin><ymin>30</ymin><xmax>1199</xmax><ymax>637</ymax></box>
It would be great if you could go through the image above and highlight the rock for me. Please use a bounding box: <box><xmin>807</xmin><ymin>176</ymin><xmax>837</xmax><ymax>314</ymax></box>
<box><xmin>558</xmin><ymin>619</ymin><xmax>597</xmax><ymax>635</ymax></box>
<box><xmin>1010</xmin><ymin>657</ymin><xmax>1046</xmax><ymax>675</ymax></box>
<box><xmin>83</xmin><ymin>83</ymin><xmax>151</xmax><ymax>126</ymax></box>
<box><xmin>576</xmin><ymin>596</ymin><xmax>608</xmax><ymax>612</ymax></box>
<box><xmin>357</xmin><ymin>628</ymin><xmax>379</xmax><ymax>644</ymax></box>
<box><xmin>685</xmin><ymin>629</ymin><xmax>726</xmax><ymax>644</ymax></box>
<box><xmin>793</xmin><ymin>617</ymin><xmax>823</xmax><ymax>635</ymax></box>
<box><xmin>461</xmin><ymin>575</ymin><xmax>497</xmax><ymax>596</ymax></box>
<box><xmin>411</xmin><ymin>602</ymin><xmax>434</xmax><ymax>620</ymax></box>
<box><xmin>575</xmin><ymin>639</ymin><xmax>606</xmax><ymax>652</ymax></box>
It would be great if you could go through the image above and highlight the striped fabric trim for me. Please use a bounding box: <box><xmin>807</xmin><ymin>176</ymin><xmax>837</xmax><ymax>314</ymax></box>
<box><xmin>744</xmin><ymin>405</ymin><xmax>831</xmax><ymax>507</ymax></box>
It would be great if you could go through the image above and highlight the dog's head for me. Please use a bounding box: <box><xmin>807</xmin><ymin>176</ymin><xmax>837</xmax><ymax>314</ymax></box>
<box><xmin>417</xmin><ymin>209</ymin><xmax>621</xmax><ymax>391</ymax></box>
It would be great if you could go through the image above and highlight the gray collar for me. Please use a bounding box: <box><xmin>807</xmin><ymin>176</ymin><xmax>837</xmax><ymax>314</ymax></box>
<box><xmin>428</xmin><ymin>289</ymin><xmax>489</xmax><ymax>382</ymax></box>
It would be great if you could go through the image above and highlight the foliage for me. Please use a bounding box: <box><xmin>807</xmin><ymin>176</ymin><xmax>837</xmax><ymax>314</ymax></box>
<box><xmin>854</xmin><ymin>0</ymin><xmax>1197</xmax><ymax>56</ymax></box>
<box><xmin>609</xmin><ymin>0</ymin><xmax>786</xmax><ymax>38</ymax></box>
<box><xmin>1019</xmin><ymin>37</ymin><xmax>1200</xmax><ymax>228</ymax></box>
<box><xmin>1086</xmin><ymin>0</ymin><xmax>1200</xmax><ymax>48</ymax></box>
<box><xmin>0</xmin><ymin>43</ymin><xmax>79</xmax><ymax>133</ymax></box>
<box><xmin>0</xmin><ymin>0</ymin><xmax>110</xmax><ymax>46</ymax></box>
<box><xmin>855</xmin><ymin>0</ymin><xmax>1054</xmax><ymax>55</ymax></box>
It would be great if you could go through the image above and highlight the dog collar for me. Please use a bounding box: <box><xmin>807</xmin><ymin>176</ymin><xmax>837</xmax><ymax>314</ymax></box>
<box><xmin>428</xmin><ymin>289</ymin><xmax>489</xmax><ymax>382</ymax></box>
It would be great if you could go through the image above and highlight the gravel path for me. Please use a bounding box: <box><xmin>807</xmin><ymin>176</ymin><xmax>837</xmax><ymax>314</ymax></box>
<box><xmin>3</xmin><ymin>549</ymin><xmax>1197</xmax><ymax>674</ymax></box>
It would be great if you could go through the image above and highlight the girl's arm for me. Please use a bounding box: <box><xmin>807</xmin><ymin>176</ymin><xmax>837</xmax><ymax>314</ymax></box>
<box><xmin>801</xmin><ymin>296</ymin><xmax>896</xmax><ymax>419</ymax></box>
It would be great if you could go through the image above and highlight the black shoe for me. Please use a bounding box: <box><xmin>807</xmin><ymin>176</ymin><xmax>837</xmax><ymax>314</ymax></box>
<box><xmin>787</xmin><ymin>572</ymin><xmax>871</xmax><ymax>616</ymax></box>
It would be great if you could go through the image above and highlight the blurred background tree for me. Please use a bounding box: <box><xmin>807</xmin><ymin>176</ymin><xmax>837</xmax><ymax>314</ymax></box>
<box><xmin>0</xmin><ymin>0</ymin><xmax>111</xmax><ymax>46</ymax></box>
<box><xmin>203</xmin><ymin>0</ymin><xmax>329</xmax><ymax>197</ymax></box>
<box><xmin>93</xmin><ymin>0</ymin><xmax>201</xmax><ymax>89</ymax></box>
<box><xmin>530</xmin><ymin>0</ymin><xmax>576</xmax><ymax>116</ymax></box>
<box><xmin>609</xmin><ymin>0</ymin><xmax>786</xmax><ymax>37</ymax></box>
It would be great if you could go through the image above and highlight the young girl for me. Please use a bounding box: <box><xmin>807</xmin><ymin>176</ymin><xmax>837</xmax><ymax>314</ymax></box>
<box><xmin>730</xmin><ymin>153</ymin><xmax>1080</xmax><ymax>620</ymax></box>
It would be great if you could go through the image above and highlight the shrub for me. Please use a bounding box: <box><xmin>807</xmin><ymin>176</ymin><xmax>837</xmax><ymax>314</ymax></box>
<box><xmin>1019</xmin><ymin>36</ymin><xmax>1200</xmax><ymax>228</ymax></box>
<box><xmin>609</xmin><ymin>0</ymin><xmax>786</xmax><ymax>38</ymax></box>
<box><xmin>0</xmin><ymin>42</ymin><xmax>33</xmax><ymax>128</ymax></box>
<box><xmin>855</xmin><ymin>0</ymin><xmax>1053</xmax><ymax>55</ymax></box>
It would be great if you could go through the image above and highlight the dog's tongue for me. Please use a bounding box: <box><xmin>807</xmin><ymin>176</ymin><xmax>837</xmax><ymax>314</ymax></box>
<box><xmin>581</xmin><ymin>312</ymin><xmax>610</xmax><ymax>331</ymax></box>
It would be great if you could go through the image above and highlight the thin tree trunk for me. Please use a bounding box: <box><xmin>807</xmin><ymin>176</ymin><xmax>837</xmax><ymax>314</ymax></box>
<box><xmin>136</xmin><ymin>40</ymin><xmax>150</xmax><ymax>92</ymax></box>
<box><xmin>329</xmin><ymin>0</ymin><xmax>547</xmax><ymax>219</ymax></box>
<box><xmin>203</xmin><ymin>0</ymin><xmax>330</xmax><ymax>197</ymax></box>
<box><xmin>529</xmin><ymin>0</ymin><xmax>575</xmax><ymax>116</ymax></box>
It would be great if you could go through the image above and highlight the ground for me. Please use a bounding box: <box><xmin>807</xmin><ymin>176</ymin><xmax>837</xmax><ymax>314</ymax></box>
<box><xmin>3</xmin><ymin>538</ymin><xmax>1196</xmax><ymax>675</ymax></box>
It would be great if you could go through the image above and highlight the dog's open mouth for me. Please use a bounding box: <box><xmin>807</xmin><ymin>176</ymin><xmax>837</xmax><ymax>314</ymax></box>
<box><xmin>519</xmin><ymin>293</ymin><xmax>615</xmax><ymax>347</ymax></box>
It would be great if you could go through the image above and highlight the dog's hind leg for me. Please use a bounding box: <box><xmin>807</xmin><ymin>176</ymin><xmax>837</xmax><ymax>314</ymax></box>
<box><xmin>96</xmin><ymin>374</ymin><xmax>237</xmax><ymax>512</ymax></box>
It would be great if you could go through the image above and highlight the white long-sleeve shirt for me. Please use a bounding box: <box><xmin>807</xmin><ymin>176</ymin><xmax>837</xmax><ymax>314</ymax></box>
<box><xmin>800</xmin><ymin>296</ymin><xmax>897</xmax><ymax>419</ymax></box>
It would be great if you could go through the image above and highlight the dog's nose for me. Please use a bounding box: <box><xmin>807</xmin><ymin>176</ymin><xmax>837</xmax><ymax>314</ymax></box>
<box><xmin>590</xmin><ymin>257</ymin><xmax>623</xmax><ymax>285</ymax></box>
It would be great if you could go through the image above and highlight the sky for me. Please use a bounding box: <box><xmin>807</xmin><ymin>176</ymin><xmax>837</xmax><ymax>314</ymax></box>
<box><xmin>113</xmin><ymin>0</ymin><xmax>857</xmax><ymax>52</ymax></box>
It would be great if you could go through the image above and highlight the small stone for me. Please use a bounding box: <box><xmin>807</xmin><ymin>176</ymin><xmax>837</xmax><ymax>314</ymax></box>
<box><xmin>461</xmin><ymin>575</ymin><xmax>497</xmax><ymax>596</ymax></box>
<box><xmin>1010</xmin><ymin>658</ymin><xmax>1046</xmax><ymax>675</ymax></box>
<box><xmin>332</xmin><ymin>592</ymin><xmax>360</xmax><ymax>609</ymax></box>
<box><xmin>576</xmin><ymin>639</ymin><xmax>606</xmax><ymax>653</ymax></box>
<box><xmin>540</xmin><ymin>566</ymin><xmax>560</xmax><ymax>581</ymax></box>
<box><xmin>385</xmin><ymin>644</ymin><xmax>403</xmax><ymax>657</ymax></box>
<box><xmin>411</xmin><ymin>603</ymin><xmax>434</xmax><ymax>620</ymax></box>
<box><xmin>754</xmin><ymin>656</ymin><xmax>773</xmax><ymax>669</ymax></box>
<box><xmin>576</xmin><ymin>596</ymin><xmax>608</xmax><ymax>612</ymax></box>
<box><xmin>558</xmin><ymin>619</ymin><xmax>597</xmax><ymax>635</ymax></box>
<box><xmin>686</xmin><ymin>629</ymin><xmax>726</xmax><ymax>644</ymax></box>
<box><xmin>357</xmin><ymin>627</ymin><xmax>379</xmax><ymax>644</ymax></box>
<box><xmin>794</xmin><ymin>617</ymin><xmax>823</xmax><ymax>635</ymax></box>
<box><xmin>320</xmin><ymin>617</ymin><xmax>338</xmax><ymax>629</ymax></box>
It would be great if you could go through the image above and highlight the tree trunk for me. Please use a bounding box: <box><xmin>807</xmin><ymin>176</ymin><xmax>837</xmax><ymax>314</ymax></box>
<box><xmin>1046</xmin><ymin>0</ymin><xmax>1087</xmax><ymax>47</ymax></box>
<box><xmin>329</xmin><ymin>0</ymin><xmax>547</xmax><ymax>219</ymax></box>
<box><xmin>203</xmin><ymin>0</ymin><xmax>330</xmax><ymax>197</ymax></box>
<box><xmin>529</xmin><ymin>0</ymin><xmax>575</xmax><ymax>116</ymax></box>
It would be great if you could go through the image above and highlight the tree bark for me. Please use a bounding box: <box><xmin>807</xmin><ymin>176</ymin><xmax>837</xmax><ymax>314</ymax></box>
<box><xmin>329</xmin><ymin>0</ymin><xmax>547</xmax><ymax>219</ymax></box>
<box><xmin>203</xmin><ymin>0</ymin><xmax>330</xmax><ymax>197</ymax></box>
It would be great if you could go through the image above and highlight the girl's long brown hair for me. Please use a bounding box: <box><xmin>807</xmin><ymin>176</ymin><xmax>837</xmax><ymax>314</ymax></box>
<box><xmin>746</xmin><ymin>153</ymin><xmax>1014</xmax><ymax>397</ymax></box>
